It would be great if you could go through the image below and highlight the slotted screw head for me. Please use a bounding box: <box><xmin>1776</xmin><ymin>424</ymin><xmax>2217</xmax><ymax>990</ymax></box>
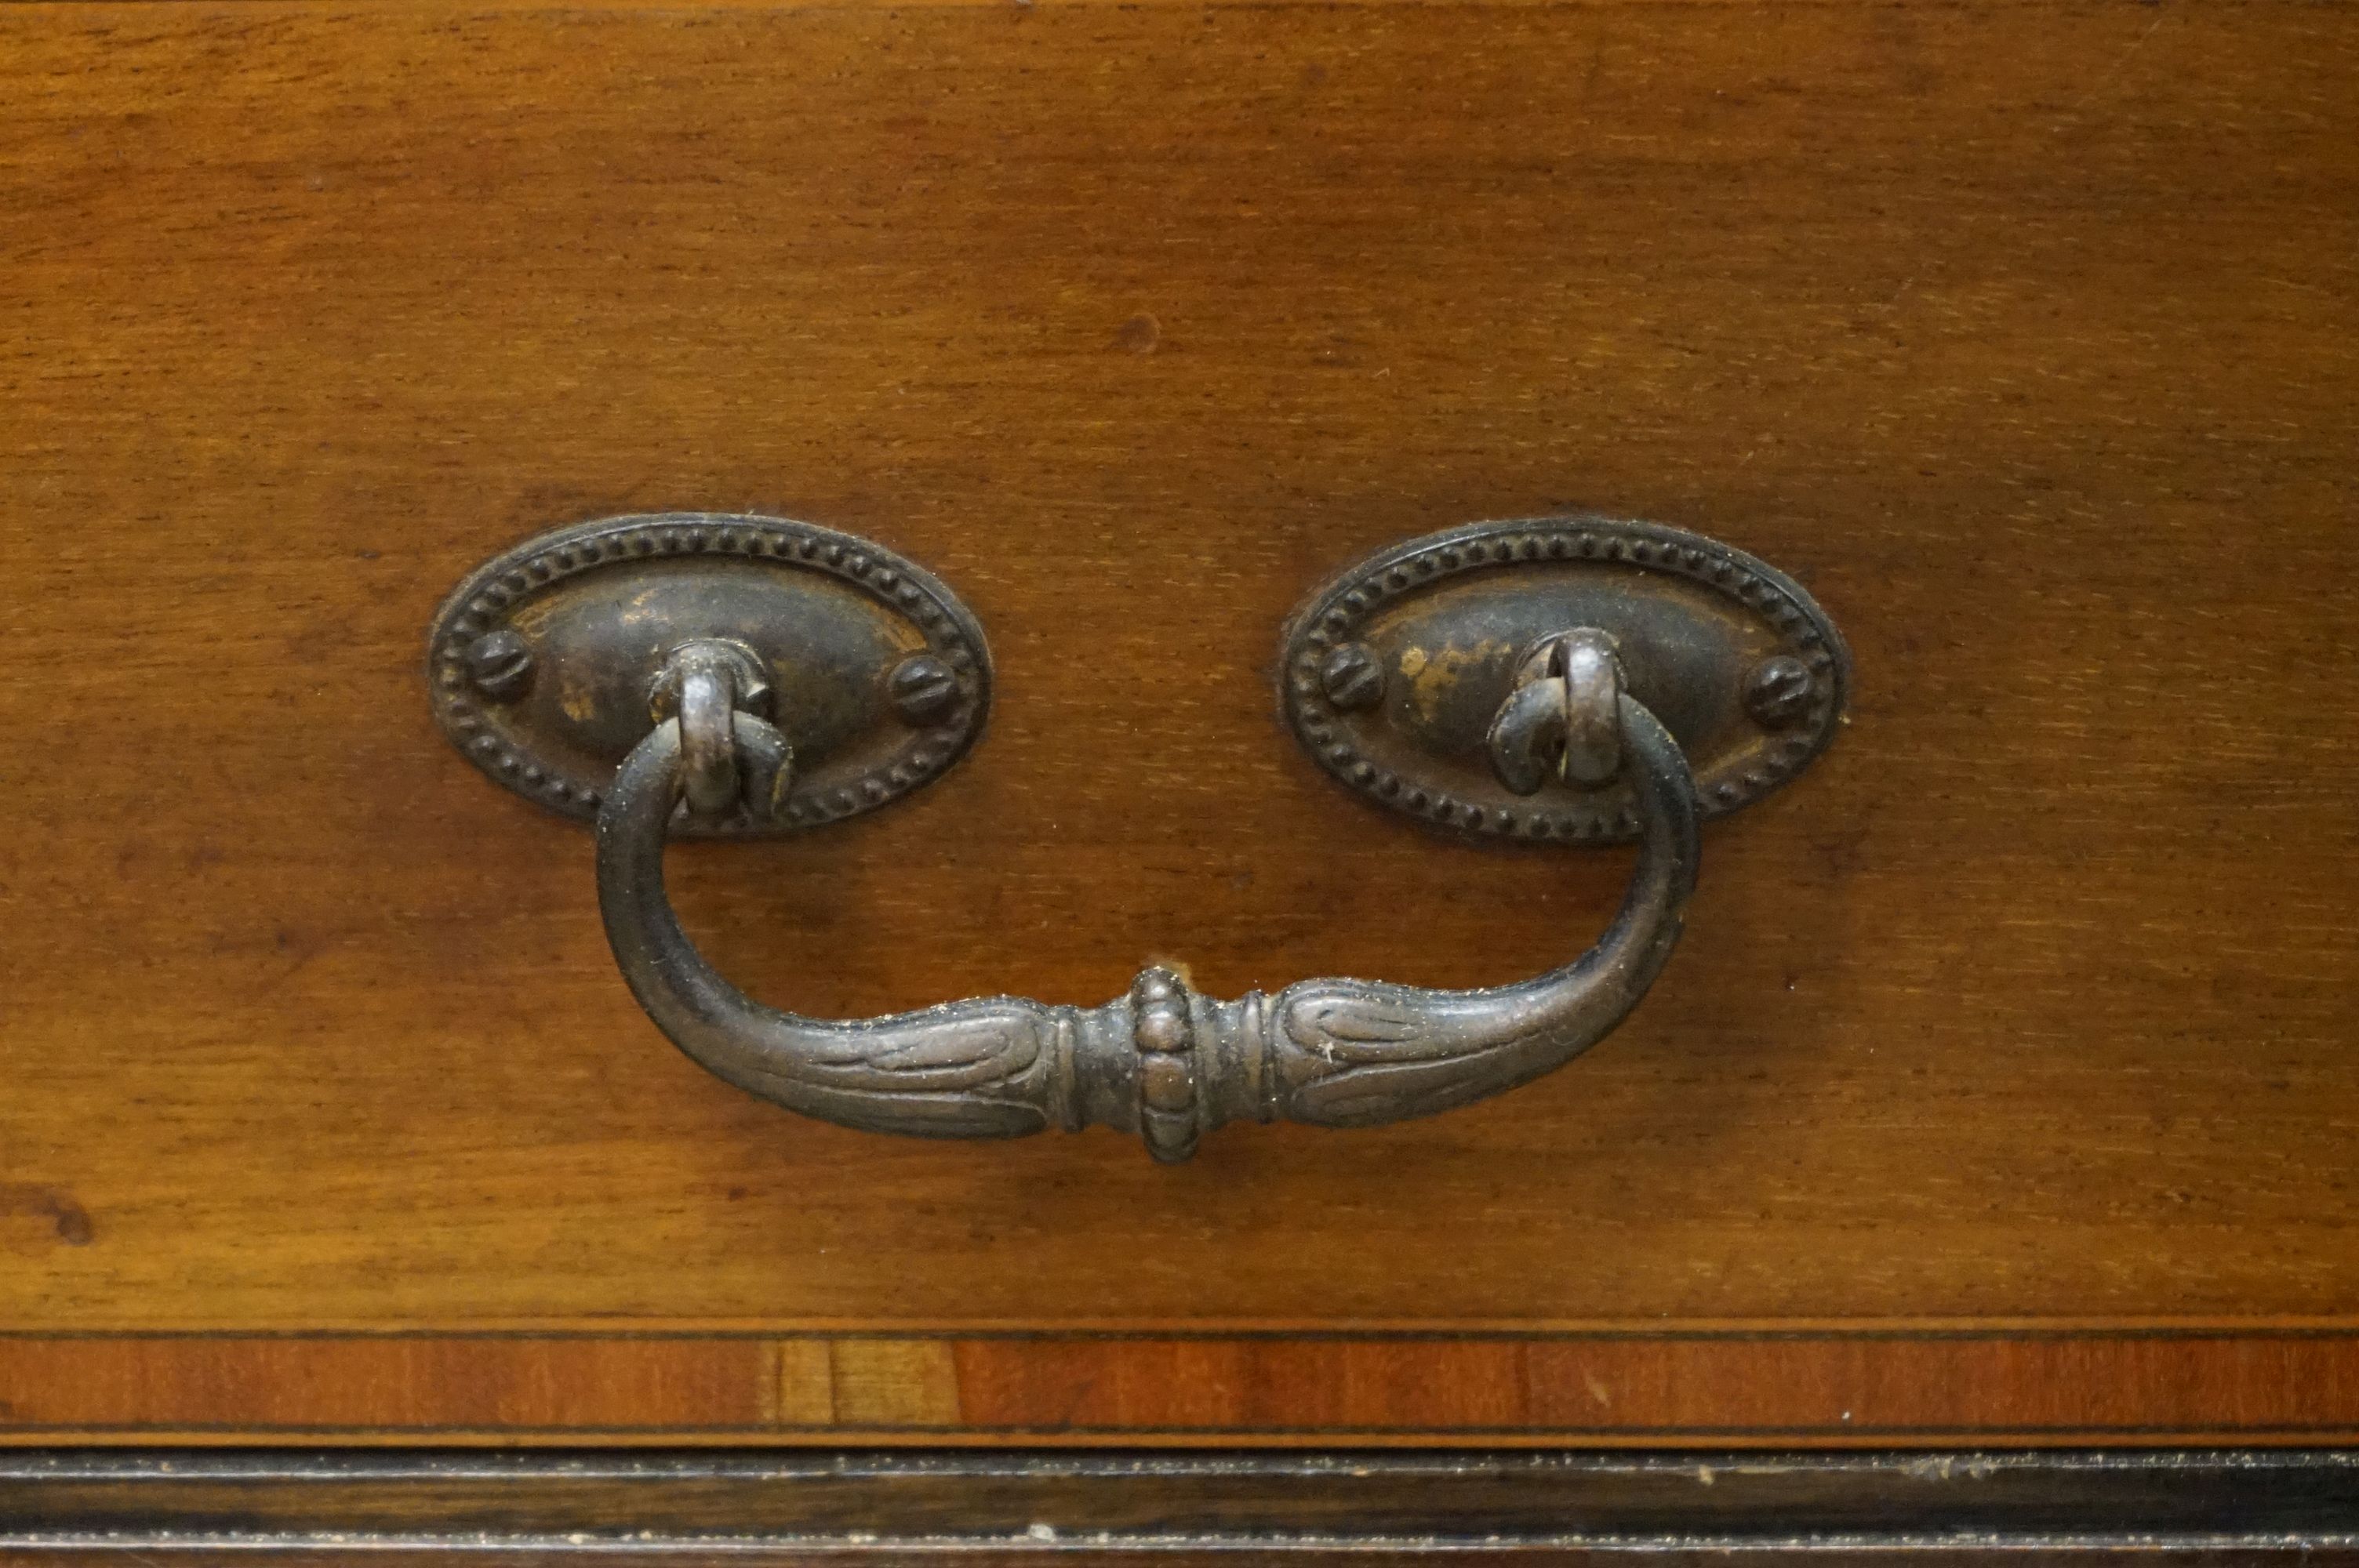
<box><xmin>463</xmin><ymin>630</ymin><xmax>534</xmax><ymax>702</ymax></box>
<box><xmin>890</xmin><ymin>653</ymin><xmax>961</xmax><ymax>725</ymax></box>
<box><xmin>1744</xmin><ymin>655</ymin><xmax>1816</xmax><ymax>728</ymax></box>
<box><xmin>1320</xmin><ymin>642</ymin><xmax>1386</xmax><ymax>711</ymax></box>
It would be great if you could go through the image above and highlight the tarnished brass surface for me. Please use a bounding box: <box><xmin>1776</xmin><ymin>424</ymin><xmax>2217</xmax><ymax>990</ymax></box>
<box><xmin>1281</xmin><ymin>517</ymin><xmax>1850</xmax><ymax>841</ymax></box>
<box><xmin>429</xmin><ymin>517</ymin><xmax>1866</xmax><ymax>1158</ymax></box>
<box><xmin>425</xmin><ymin>513</ymin><xmax>990</xmax><ymax>835</ymax></box>
<box><xmin>593</xmin><ymin>681</ymin><xmax>1699</xmax><ymax>1160</ymax></box>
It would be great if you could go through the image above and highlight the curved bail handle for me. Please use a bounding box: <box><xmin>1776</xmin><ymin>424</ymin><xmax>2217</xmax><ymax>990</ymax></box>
<box><xmin>594</xmin><ymin>635</ymin><xmax>1699</xmax><ymax>1160</ymax></box>
<box><xmin>597</xmin><ymin>710</ymin><xmax>1071</xmax><ymax>1142</ymax></box>
<box><xmin>1262</xmin><ymin>690</ymin><xmax>1696</xmax><ymax>1134</ymax></box>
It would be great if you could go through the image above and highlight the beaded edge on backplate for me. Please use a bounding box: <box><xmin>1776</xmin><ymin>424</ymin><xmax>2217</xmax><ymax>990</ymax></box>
<box><xmin>424</xmin><ymin>512</ymin><xmax>993</xmax><ymax>834</ymax></box>
<box><xmin>1278</xmin><ymin>516</ymin><xmax>1852</xmax><ymax>844</ymax></box>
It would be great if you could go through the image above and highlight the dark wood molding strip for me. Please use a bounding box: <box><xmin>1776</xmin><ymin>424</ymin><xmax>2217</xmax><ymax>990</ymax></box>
<box><xmin>1</xmin><ymin>1450</ymin><xmax>2356</xmax><ymax>1558</ymax></box>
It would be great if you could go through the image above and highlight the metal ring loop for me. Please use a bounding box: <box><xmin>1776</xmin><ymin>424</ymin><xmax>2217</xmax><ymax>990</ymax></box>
<box><xmin>675</xmin><ymin>660</ymin><xmax>740</xmax><ymax>818</ymax></box>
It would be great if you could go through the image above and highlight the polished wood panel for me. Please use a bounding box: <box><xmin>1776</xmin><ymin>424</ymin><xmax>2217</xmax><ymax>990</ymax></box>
<box><xmin>1</xmin><ymin>0</ymin><xmax>2355</xmax><ymax>1357</ymax></box>
<box><xmin>3</xmin><ymin>1330</ymin><xmax>2358</xmax><ymax>1445</ymax></box>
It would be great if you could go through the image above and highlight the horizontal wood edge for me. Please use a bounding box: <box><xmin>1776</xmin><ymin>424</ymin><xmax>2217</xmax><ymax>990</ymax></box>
<box><xmin>15</xmin><ymin>1319</ymin><xmax>2359</xmax><ymax>1338</ymax></box>
<box><xmin>5</xmin><ymin>1331</ymin><xmax>2359</xmax><ymax>1446</ymax></box>
<box><xmin>0</xmin><ymin>0</ymin><xmax>2190</xmax><ymax>13</ymax></box>
<box><xmin>1</xmin><ymin>1450</ymin><xmax>2356</xmax><ymax>1554</ymax></box>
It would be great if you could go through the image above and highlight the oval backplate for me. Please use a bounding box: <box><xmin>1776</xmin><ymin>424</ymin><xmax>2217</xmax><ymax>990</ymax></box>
<box><xmin>1280</xmin><ymin>517</ymin><xmax>1850</xmax><ymax>842</ymax></box>
<box><xmin>427</xmin><ymin>513</ymin><xmax>990</xmax><ymax>835</ymax></box>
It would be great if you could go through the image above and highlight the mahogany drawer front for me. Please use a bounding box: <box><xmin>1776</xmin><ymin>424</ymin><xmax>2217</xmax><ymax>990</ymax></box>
<box><xmin>2</xmin><ymin>0</ymin><xmax>2355</xmax><ymax>1447</ymax></box>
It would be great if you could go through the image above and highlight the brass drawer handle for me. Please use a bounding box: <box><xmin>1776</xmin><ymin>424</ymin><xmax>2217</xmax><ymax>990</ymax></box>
<box><xmin>431</xmin><ymin>513</ymin><xmax>1846</xmax><ymax>1163</ymax></box>
<box><xmin>594</xmin><ymin>660</ymin><xmax>1698</xmax><ymax>1160</ymax></box>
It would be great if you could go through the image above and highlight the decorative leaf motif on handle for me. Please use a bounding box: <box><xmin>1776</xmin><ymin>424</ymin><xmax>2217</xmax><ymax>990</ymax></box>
<box><xmin>705</xmin><ymin>1005</ymin><xmax>1057</xmax><ymax>1140</ymax></box>
<box><xmin>595</xmin><ymin>696</ymin><xmax>1698</xmax><ymax>1160</ymax></box>
<box><xmin>1274</xmin><ymin>984</ymin><xmax>1561</xmax><ymax>1127</ymax></box>
<box><xmin>595</xmin><ymin>715</ymin><xmax>1066</xmax><ymax>1142</ymax></box>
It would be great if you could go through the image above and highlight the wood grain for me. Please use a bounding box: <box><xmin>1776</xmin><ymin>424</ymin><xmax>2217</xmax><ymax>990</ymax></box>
<box><xmin>0</xmin><ymin>0</ymin><xmax>2355</xmax><ymax>1368</ymax></box>
<box><xmin>3</xmin><ymin>1329</ymin><xmax>2359</xmax><ymax>1446</ymax></box>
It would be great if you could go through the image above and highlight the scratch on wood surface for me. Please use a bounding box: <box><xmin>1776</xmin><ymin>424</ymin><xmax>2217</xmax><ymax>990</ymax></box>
<box><xmin>2067</xmin><ymin>2</ymin><xmax>2173</xmax><ymax>112</ymax></box>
